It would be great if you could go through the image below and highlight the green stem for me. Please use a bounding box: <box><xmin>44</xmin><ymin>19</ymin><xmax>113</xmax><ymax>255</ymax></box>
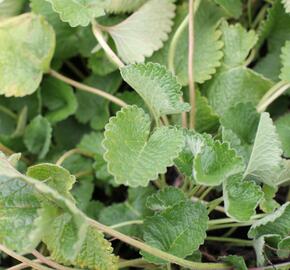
<box><xmin>0</xmin><ymin>244</ymin><xmax>48</xmax><ymax>270</ymax></box>
<box><xmin>88</xmin><ymin>218</ymin><xmax>230</xmax><ymax>269</ymax></box>
<box><xmin>56</xmin><ymin>148</ymin><xmax>94</xmax><ymax>166</ymax></box>
<box><xmin>110</xmin><ymin>220</ymin><xmax>143</xmax><ymax>229</ymax></box>
<box><xmin>207</xmin><ymin>197</ymin><xmax>224</xmax><ymax>214</ymax></box>
<box><xmin>206</xmin><ymin>236</ymin><xmax>253</xmax><ymax>246</ymax></box>
<box><xmin>257</xmin><ymin>81</ymin><xmax>290</xmax><ymax>112</ymax></box>
<box><xmin>208</xmin><ymin>221</ymin><xmax>255</xmax><ymax>231</ymax></box>
<box><xmin>49</xmin><ymin>69</ymin><xmax>127</xmax><ymax>107</ymax></box>
<box><xmin>118</xmin><ymin>258</ymin><xmax>148</xmax><ymax>269</ymax></box>
<box><xmin>208</xmin><ymin>214</ymin><xmax>265</xmax><ymax>226</ymax></box>
<box><xmin>199</xmin><ymin>186</ymin><xmax>214</xmax><ymax>200</ymax></box>
<box><xmin>0</xmin><ymin>105</ymin><xmax>17</xmax><ymax>119</ymax></box>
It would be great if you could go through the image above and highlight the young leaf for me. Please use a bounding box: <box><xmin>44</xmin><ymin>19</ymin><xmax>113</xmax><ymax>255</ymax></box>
<box><xmin>103</xmin><ymin>105</ymin><xmax>185</xmax><ymax>187</ymax></box>
<box><xmin>106</xmin><ymin>0</ymin><xmax>175</xmax><ymax>63</ymax></box>
<box><xmin>141</xmin><ymin>201</ymin><xmax>208</xmax><ymax>264</ymax></box>
<box><xmin>223</xmin><ymin>174</ymin><xmax>263</xmax><ymax>221</ymax></box>
<box><xmin>146</xmin><ymin>186</ymin><xmax>186</xmax><ymax>211</ymax></box>
<box><xmin>220</xmin><ymin>255</ymin><xmax>247</xmax><ymax>270</ymax></box>
<box><xmin>45</xmin><ymin>0</ymin><xmax>105</xmax><ymax>27</ymax></box>
<box><xmin>260</xmin><ymin>185</ymin><xmax>279</xmax><ymax>214</ymax></box>
<box><xmin>193</xmin><ymin>136</ymin><xmax>244</xmax><ymax>186</ymax></box>
<box><xmin>280</xmin><ymin>41</ymin><xmax>290</xmax><ymax>82</ymax></box>
<box><xmin>275</xmin><ymin>113</ymin><xmax>290</xmax><ymax>157</ymax></box>
<box><xmin>24</xmin><ymin>115</ymin><xmax>52</xmax><ymax>159</ymax></box>
<box><xmin>104</xmin><ymin>0</ymin><xmax>148</xmax><ymax>13</ymax></box>
<box><xmin>120</xmin><ymin>63</ymin><xmax>190</xmax><ymax>119</ymax></box>
<box><xmin>142</xmin><ymin>201</ymin><xmax>208</xmax><ymax>264</ymax></box>
<box><xmin>41</xmin><ymin>77</ymin><xmax>78</xmax><ymax>124</ymax></box>
<box><xmin>0</xmin><ymin>13</ymin><xmax>55</xmax><ymax>97</ymax></box>
<box><xmin>243</xmin><ymin>113</ymin><xmax>283</xmax><ymax>186</ymax></box>
<box><xmin>248</xmin><ymin>202</ymin><xmax>290</xmax><ymax>239</ymax></box>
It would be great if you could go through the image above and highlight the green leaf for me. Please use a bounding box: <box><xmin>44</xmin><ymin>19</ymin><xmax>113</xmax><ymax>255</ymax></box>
<box><xmin>42</xmin><ymin>208</ymin><xmax>118</xmax><ymax>270</ymax></box>
<box><xmin>24</xmin><ymin>115</ymin><xmax>52</xmax><ymax>159</ymax></box>
<box><xmin>214</xmin><ymin>0</ymin><xmax>242</xmax><ymax>18</ymax></box>
<box><xmin>0</xmin><ymin>156</ymin><xmax>42</xmax><ymax>253</ymax></box>
<box><xmin>248</xmin><ymin>202</ymin><xmax>290</xmax><ymax>239</ymax></box>
<box><xmin>195</xmin><ymin>90</ymin><xmax>219</xmax><ymax>133</ymax></box>
<box><xmin>275</xmin><ymin>113</ymin><xmax>290</xmax><ymax>158</ymax></box>
<box><xmin>221</xmin><ymin>22</ymin><xmax>257</xmax><ymax>68</ymax></box>
<box><xmin>277</xmin><ymin>236</ymin><xmax>290</xmax><ymax>258</ymax></box>
<box><xmin>243</xmin><ymin>113</ymin><xmax>283</xmax><ymax>186</ymax></box>
<box><xmin>173</xmin><ymin>0</ymin><xmax>224</xmax><ymax>85</ymax></box>
<box><xmin>146</xmin><ymin>187</ymin><xmax>186</xmax><ymax>211</ymax></box>
<box><xmin>223</xmin><ymin>174</ymin><xmax>263</xmax><ymax>221</ymax></box>
<box><xmin>106</xmin><ymin>0</ymin><xmax>175</xmax><ymax>63</ymax></box>
<box><xmin>104</xmin><ymin>0</ymin><xmax>147</xmax><ymax>13</ymax></box>
<box><xmin>30</xmin><ymin>0</ymin><xmax>79</xmax><ymax>59</ymax></box>
<box><xmin>99</xmin><ymin>186</ymin><xmax>154</xmax><ymax>237</ymax></box>
<box><xmin>142</xmin><ymin>201</ymin><xmax>208</xmax><ymax>264</ymax></box>
<box><xmin>0</xmin><ymin>13</ymin><xmax>55</xmax><ymax>97</ymax></box>
<box><xmin>45</xmin><ymin>0</ymin><xmax>105</xmax><ymax>27</ymax></box>
<box><xmin>0</xmin><ymin>0</ymin><xmax>25</xmax><ymax>19</ymax></box>
<box><xmin>103</xmin><ymin>105</ymin><xmax>185</xmax><ymax>187</ymax></box>
<box><xmin>280</xmin><ymin>41</ymin><xmax>290</xmax><ymax>82</ymax></box>
<box><xmin>220</xmin><ymin>255</ymin><xmax>247</xmax><ymax>270</ymax></box>
<box><xmin>260</xmin><ymin>184</ymin><xmax>279</xmax><ymax>214</ymax></box>
<box><xmin>120</xmin><ymin>63</ymin><xmax>190</xmax><ymax>119</ymax></box>
<box><xmin>42</xmin><ymin>77</ymin><xmax>78</xmax><ymax>124</ymax></box>
<box><xmin>193</xmin><ymin>135</ymin><xmax>244</xmax><ymax>186</ymax></box>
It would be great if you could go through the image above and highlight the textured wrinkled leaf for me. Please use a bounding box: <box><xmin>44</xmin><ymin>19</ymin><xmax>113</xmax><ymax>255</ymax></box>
<box><xmin>104</xmin><ymin>0</ymin><xmax>147</xmax><ymax>13</ymax></box>
<box><xmin>195</xmin><ymin>90</ymin><xmax>219</xmax><ymax>133</ymax></box>
<box><xmin>220</xmin><ymin>255</ymin><xmax>247</xmax><ymax>270</ymax></box>
<box><xmin>0</xmin><ymin>13</ymin><xmax>55</xmax><ymax>97</ymax></box>
<box><xmin>106</xmin><ymin>0</ymin><xmax>175</xmax><ymax>63</ymax></box>
<box><xmin>42</xmin><ymin>209</ymin><xmax>118</xmax><ymax>270</ymax></box>
<box><xmin>243</xmin><ymin>113</ymin><xmax>283</xmax><ymax>186</ymax></box>
<box><xmin>223</xmin><ymin>174</ymin><xmax>263</xmax><ymax>221</ymax></box>
<box><xmin>214</xmin><ymin>0</ymin><xmax>242</xmax><ymax>18</ymax></box>
<box><xmin>221</xmin><ymin>22</ymin><xmax>257</xmax><ymax>68</ymax></box>
<box><xmin>174</xmin><ymin>0</ymin><xmax>224</xmax><ymax>85</ymax></box>
<box><xmin>146</xmin><ymin>187</ymin><xmax>186</xmax><ymax>211</ymax></box>
<box><xmin>45</xmin><ymin>0</ymin><xmax>105</xmax><ymax>27</ymax></box>
<box><xmin>260</xmin><ymin>185</ymin><xmax>279</xmax><ymax>214</ymax></box>
<box><xmin>0</xmin><ymin>162</ymin><xmax>42</xmax><ymax>253</ymax></box>
<box><xmin>193</xmin><ymin>135</ymin><xmax>244</xmax><ymax>186</ymax></box>
<box><xmin>30</xmin><ymin>0</ymin><xmax>79</xmax><ymax>59</ymax></box>
<box><xmin>120</xmin><ymin>63</ymin><xmax>190</xmax><ymax>119</ymax></box>
<box><xmin>275</xmin><ymin>113</ymin><xmax>290</xmax><ymax>157</ymax></box>
<box><xmin>142</xmin><ymin>201</ymin><xmax>208</xmax><ymax>264</ymax></box>
<box><xmin>0</xmin><ymin>0</ymin><xmax>25</xmax><ymax>19</ymax></box>
<box><xmin>248</xmin><ymin>202</ymin><xmax>290</xmax><ymax>239</ymax></box>
<box><xmin>24</xmin><ymin>115</ymin><xmax>52</xmax><ymax>159</ymax></box>
<box><xmin>280</xmin><ymin>41</ymin><xmax>290</xmax><ymax>82</ymax></box>
<box><xmin>103</xmin><ymin>105</ymin><xmax>185</xmax><ymax>187</ymax></box>
<box><xmin>41</xmin><ymin>77</ymin><xmax>78</xmax><ymax>124</ymax></box>
<box><xmin>99</xmin><ymin>187</ymin><xmax>154</xmax><ymax>237</ymax></box>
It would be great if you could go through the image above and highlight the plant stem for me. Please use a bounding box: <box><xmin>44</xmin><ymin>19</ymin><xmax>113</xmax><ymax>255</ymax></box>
<box><xmin>32</xmin><ymin>250</ymin><xmax>73</xmax><ymax>270</ymax></box>
<box><xmin>208</xmin><ymin>214</ymin><xmax>265</xmax><ymax>226</ymax></box>
<box><xmin>64</xmin><ymin>61</ymin><xmax>86</xmax><ymax>80</ymax></box>
<box><xmin>110</xmin><ymin>220</ymin><xmax>144</xmax><ymax>229</ymax></box>
<box><xmin>55</xmin><ymin>148</ymin><xmax>93</xmax><ymax>166</ymax></box>
<box><xmin>206</xmin><ymin>236</ymin><xmax>253</xmax><ymax>246</ymax></box>
<box><xmin>188</xmin><ymin>0</ymin><xmax>195</xmax><ymax>129</ymax></box>
<box><xmin>208</xmin><ymin>221</ymin><xmax>255</xmax><ymax>231</ymax></box>
<box><xmin>49</xmin><ymin>69</ymin><xmax>127</xmax><ymax>107</ymax></box>
<box><xmin>257</xmin><ymin>81</ymin><xmax>290</xmax><ymax>112</ymax></box>
<box><xmin>7</xmin><ymin>260</ymin><xmax>42</xmax><ymax>270</ymax></box>
<box><xmin>0</xmin><ymin>143</ymin><xmax>30</xmax><ymax>164</ymax></box>
<box><xmin>199</xmin><ymin>186</ymin><xmax>213</xmax><ymax>200</ymax></box>
<box><xmin>91</xmin><ymin>20</ymin><xmax>124</xmax><ymax>68</ymax></box>
<box><xmin>88</xmin><ymin>218</ymin><xmax>230</xmax><ymax>269</ymax></box>
<box><xmin>191</xmin><ymin>196</ymin><xmax>225</xmax><ymax>213</ymax></box>
<box><xmin>118</xmin><ymin>258</ymin><xmax>147</xmax><ymax>268</ymax></box>
<box><xmin>0</xmin><ymin>244</ymin><xmax>48</xmax><ymax>270</ymax></box>
<box><xmin>0</xmin><ymin>104</ymin><xmax>17</xmax><ymax>119</ymax></box>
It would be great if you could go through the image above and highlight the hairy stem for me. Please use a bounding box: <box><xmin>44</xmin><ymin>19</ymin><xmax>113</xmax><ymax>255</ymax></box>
<box><xmin>88</xmin><ymin>218</ymin><xmax>230</xmax><ymax>269</ymax></box>
<box><xmin>206</xmin><ymin>236</ymin><xmax>253</xmax><ymax>246</ymax></box>
<box><xmin>188</xmin><ymin>0</ymin><xmax>195</xmax><ymax>129</ymax></box>
<box><xmin>257</xmin><ymin>81</ymin><xmax>290</xmax><ymax>112</ymax></box>
<box><xmin>0</xmin><ymin>244</ymin><xmax>48</xmax><ymax>270</ymax></box>
<box><xmin>49</xmin><ymin>69</ymin><xmax>127</xmax><ymax>107</ymax></box>
<box><xmin>55</xmin><ymin>148</ymin><xmax>93</xmax><ymax>166</ymax></box>
<box><xmin>118</xmin><ymin>258</ymin><xmax>148</xmax><ymax>269</ymax></box>
<box><xmin>110</xmin><ymin>220</ymin><xmax>144</xmax><ymax>229</ymax></box>
<box><xmin>91</xmin><ymin>21</ymin><xmax>124</xmax><ymax>68</ymax></box>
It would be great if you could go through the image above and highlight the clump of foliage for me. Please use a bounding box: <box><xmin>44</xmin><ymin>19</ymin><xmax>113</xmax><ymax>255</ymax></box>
<box><xmin>0</xmin><ymin>0</ymin><xmax>290</xmax><ymax>269</ymax></box>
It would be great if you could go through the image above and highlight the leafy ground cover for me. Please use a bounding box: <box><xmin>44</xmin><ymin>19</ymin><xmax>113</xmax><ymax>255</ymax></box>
<box><xmin>0</xmin><ymin>0</ymin><xmax>290</xmax><ymax>269</ymax></box>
